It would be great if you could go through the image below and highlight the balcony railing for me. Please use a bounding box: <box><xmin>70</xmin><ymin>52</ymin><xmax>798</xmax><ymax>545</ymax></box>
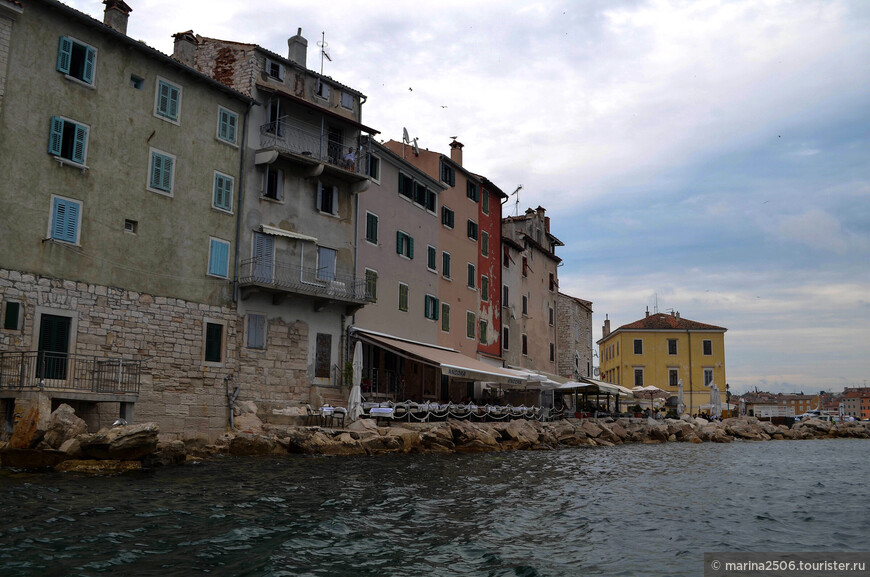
<box><xmin>239</xmin><ymin>257</ymin><xmax>369</xmax><ymax>304</ymax></box>
<box><xmin>259</xmin><ymin>116</ymin><xmax>371</xmax><ymax>177</ymax></box>
<box><xmin>0</xmin><ymin>352</ymin><xmax>141</xmax><ymax>396</ymax></box>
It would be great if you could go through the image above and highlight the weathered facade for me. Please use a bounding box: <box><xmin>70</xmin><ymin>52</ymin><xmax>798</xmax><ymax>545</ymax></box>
<box><xmin>0</xmin><ymin>0</ymin><xmax>252</xmax><ymax>439</ymax></box>
<box><xmin>556</xmin><ymin>292</ymin><xmax>593</xmax><ymax>380</ymax></box>
<box><xmin>183</xmin><ymin>29</ymin><xmax>376</xmax><ymax>412</ymax></box>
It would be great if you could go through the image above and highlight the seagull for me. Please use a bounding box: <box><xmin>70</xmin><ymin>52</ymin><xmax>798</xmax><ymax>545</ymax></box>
<box><xmin>408</xmin><ymin>87</ymin><xmax>413</xmax><ymax>91</ymax></box>
<box><xmin>112</xmin><ymin>418</ymin><xmax>128</xmax><ymax>427</ymax></box>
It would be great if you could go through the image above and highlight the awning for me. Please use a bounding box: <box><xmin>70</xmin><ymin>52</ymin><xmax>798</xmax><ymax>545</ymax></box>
<box><xmin>260</xmin><ymin>224</ymin><xmax>317</xmax><ymax>243</ymax></box>
<box><xmin>580</xmin><ymin>377</ymin><xmax>633</xmax><ymax>398</ymax></box>
<box><xmin>353</xmin><ymin>330</ymin><xmax>530</xmax><ymax>386</ymax></box>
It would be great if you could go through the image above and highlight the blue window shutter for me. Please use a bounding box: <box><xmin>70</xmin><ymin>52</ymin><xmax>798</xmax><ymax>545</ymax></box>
<box><xmin>214</xmin><ymin>174</ymin><xmax>232</xmax><ymax>210</ymax></box>
<box><xmin>150</xmin><ymin>153</ymin><xmax>162</xmax><ymax>189</ymax></box>
<box><xmin>168</xmin><ymin>85</ymin><xmax>179</xmax><ymax>119</ymax></box>
<box><xmin>48</xmin><ymin>116</ymin><xmax>64</xmax><ymax>156</ymax></box>
<box><xmin>57</xmin><ymin>37</ymin><xmax>72</xmax><ymax>74</ymax></box>
<box><xmin>209</xmin><ymin>240</ymin><xmax>229</xmax><ymax>277</ymax></box>
<box><xmin>72</xmin><ymin>123</ymin><xmax>87</xmax><ymax>164</ymax></box>
<box><xmin>158</xmin><ymin>82</ymin><xmax>170</xmax><ymax>115</ymax></box>
<box><xmin>83</xmin><ymin>46</ymin><xmax>96</xmax><ymax>84</ymax></box>
<box><xmin>161</xmin><ymin>155</ymin><xmax>173</xmax><ymax>191</ymax></box>
<box><xmin>52</xmin><ymin>198</ymin><xmax>79</xmax><ymax>243</ymax></box>
<box><xmin>219</xmin><ymin>109</ymin><xmax>229</xmax><ymax>140</ymax></box>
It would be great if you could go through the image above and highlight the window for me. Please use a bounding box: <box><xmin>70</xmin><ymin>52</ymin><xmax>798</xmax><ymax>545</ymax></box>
<box><xmin>341</xmin><ymin>91</ymin><xmax>354</xmax><ymax>109</ymax></box>
<box><xmin>365</xmin><ymin>212</ymin><xmax>378</xmax><ymax>244</ymax></box>
<box><xmin>549</xmin><ymin>272</ymin><xmax>556</xmax><ymax>292</ymax></box>
<box><xmin>317</xmin><ymin>181</ymin><xmax>338</xmax><ymax>215</ymax></box>
<box><xmin>704</xmin><ymin>368</ymin><xmax>714</xmax><ymax>387</ymax></box>
<box><xmin>124</xmin><ymin>219</ymin><xmax>137</xmax><ymax>234</ymax></box>
<box><xmin>252</xmin><ymin>232</ymin><xmax>274</xmax><ymax>282</ymax></box>
<box><xmin>414</xmin><ymin>181</ymin><xmax>427</xmax><ymax>207</ymax></box>
<box><xmin>479</xmin><ymin>319</ymin><xmax>487</xmax><ymax>343</ymax></box>
<box><xmin>634</xmin><ymin>339</ymin><xmax>643</xmax><ymax>355</ymax></box>
<box><xmin>155</xmin><ymin>78</ymin><xmax>181</xmax><ymax>122</ymax></box>
<box><xmin>315</xmin><ymin>333</ymin><xmax>331</xmax><ymax>379</ymax></box>
<box><xmin>213</xmin><ymin>172</ymin><xmax>234</xmax><ymax>212</ymax></box>
<box><xmin>365</xmin><ymin>269</ymin><xmax>378</xmax><ymax>302</ymax></box>
<box><xmin>522</xmin><ymin>334</ymin><xmax>528</xmax><ymax>355</ymax></box>
<box><xmin>466</xmin><ymin>181</ymin><xmax>479</xmax><ymax>202</ymax></box>
<box><xmin>398</xmin><ymin>283</ymin><xmax>409</xmax><ymax>312</ymax></box>
<box><xmin>367</xmin><ymin>155</ymin><xmax>380</xmax><ymax>181</ymax></box>
<box><xmin>427</xmin><ymin>246</ymin><xmax>437</xmax><ymax>272</ymax></box>
<box><xmin>129</xmin><ymin>74</ymin><xmax>144</xmax><ymax>89</ymax></box>
<box><xmin>246</xmin><ymin>314</ymin><xmax>266</xmax><ymax>349</ymax></box>
<box><xmin>398</xmin><ymin>173</ymin><xmax>414</xmax><ymax>199</ymax></box>
<box><xmin>522</xmin><ymin>256</ymin><xmax>528</xmax><ymax>277</ymax></box>
<box><xmin>441</xmin><ymin>206</ymin><xmax>455</xmax><ymax>228</ymax></box>
<box><xmin>316</xmin><ymin>246</ymin><xmax>336</xmax><ymax>281</ymax></box>
<box><xmin>424</xmin><ymin>295</ymin><xmax>439</xmax><ymax>320</ymax></box>
<box><xmin>217</xmin><ymin>107</ymin><xmax>238</xmax><ymax>145</ymax></box>
<box><xmin>442</xmin><ymin>252</ymin><xmax>451</xmax><ymax>279</ymax></box>
<box><xmin>503</xmin><ymin>326</ymin><xmax>509</xmax><ymax>350</ymax></box>
<box><xmin>482</xmin><ymin>190</ymin><xmax>489</xmax><ymax>214</ymax></box>
<box><xmin>441</xmin><ymin>303</ymin><xmax>450</xmax><ymax>332</ymax></box>
<box><xmin>425</xmin><ymin>189</ymin><xmax>437</xmax><ymax>213</ymax></box>
<box><xmin>208</xmin><ymin>238</ymin><xmax>230</xmax><ymax>278</ymax></box>
<box><xmin>669</xmin><ymin>368</ymin><xmax>679</xmax><ymax>387</ymax></box>
<box><xmin>668</xmin><ymin>339</ymin><xmax>678</xmax><ymax>355</ymax></box>
<box><xmin>481</xmin><ymin>231</ymin><xmax>489</xmax><ymax>256</ymax></box>
<box><xmin>634</xmin><ymin>368</ymin><xmax>644</xmax><ymax>387</ymax></box>
<box><xmin>148</xmin><ymin>149</ymin><xmax>175</xmax><ymax>195</ymax></box>
<box><xmin>50</xmin><ymin>196</ymin><xmax>81</xmax><ymax>244</ymax></box>
<box><xmin>3</xmin><ymin>301</ymin><xmax>22</xmax><ymax>331</ymax></box>
<box><xmin>703</xmin><ymin>339</ymin><xmax>713</xmax><ymax>355</ymax></box>
<box><xmin>467</xmin><ymin>220</ymin><xmax>478</xmax><ymax>241</ymax></box>
<box><xmin>316</xmin><ymin>80</ymin><xmax>331</xmax><ymax>100</ymax></box>
<box><xmin>441</xmin><ymin>161</ymin><xmax>455</xmax><ymax>186</ymax></box>
<box><xmin>467</xmin><ymin>263</ymin><xmax>476</xmax><ymax>289</ymax></box>
<box><xmin>466</xmin><ymin>311</ymin><xmax>476</xmax><ymax>339</ymax></box>
<box><xmin>56</xmin><ymin>36</ymin><xmax>95</xmax><ymax>85</ymax></box>
<box><xmin>48</xmin><ymin>116</ymin><xmax>88</xmax><ymax>165</ymax></box>
<box><xmin>265</xmin><ymin>58</ymin><xmax>285</xmax><ymax>80</ymax></box>
<box><xmin>265</xmin><ymin>167</ymin><xmax>283</xmax><ymax>200</ymax></box>
<box><xmin>396</xmin><ymin>231</ymin><xmax>414</xmax><ymax>259</ymax></box>
<box><xmin>503</xmin><ymin>246</ymin><xmax>510</xmax><ymax>268</ymax></box>
<box><xmin>522</xmin><ymin>295</ymin><xmax>528</xmax><ymax>316</ymax></box>
<box><xmin>549</xmin><ymin>306</ymin><xmax>554</xmax><ymax>326</ymax></box>
<box><xmin>481</xmin><ymin>276</ymin><xmax>489</xmax><ymax>301</ymax></box>
<box><xmin>502</xmin><ymin>285</ymin><xmax>509</xmax><ymax>308</ymax></box>
<box><xmin>204</xmin><ymin>321</ymin><xmax>224</xmax><ymax>364</ymax></box>
<box><xmin>550</xmin><ymin>343</ymin><xmax>555</xmax><ymax>362</ymax></box>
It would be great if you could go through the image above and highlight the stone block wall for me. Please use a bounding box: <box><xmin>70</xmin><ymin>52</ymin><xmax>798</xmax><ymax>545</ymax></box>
<box><xmin>556</xmin><ymin>293</ymin><xmax>593</xmax><ymax>380</ymax></box>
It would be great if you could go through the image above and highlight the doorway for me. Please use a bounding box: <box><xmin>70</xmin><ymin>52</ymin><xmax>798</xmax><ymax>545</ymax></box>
<box><xmin>37</xmin><ymin>314</ymin><xmax>71</xmax><ymax>380</ymax></box>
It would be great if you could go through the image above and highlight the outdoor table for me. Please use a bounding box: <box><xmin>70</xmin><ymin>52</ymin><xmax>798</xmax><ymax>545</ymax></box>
<box><xmin>369</xmin><ymin>406</ymin><xmax>394</xmax><ymax>425</ymax></box>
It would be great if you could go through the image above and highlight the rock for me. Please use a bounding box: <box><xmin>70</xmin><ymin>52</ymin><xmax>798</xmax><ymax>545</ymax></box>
<box><xmin>0</xmin><ymin>448</ymin><xmax>68</xmax><ymax>469</ymax></box>
<box><xmin>235</xmin><ymin>400</ymin><xmax>258</xmax><ymax>414</ymax></box>
<box><xmin>609</xmin><ymin>421</ymin><xmax>629</xmax><ymax>441</ymax></box>
<box><xmin>55</xmin><ymin>459</ymin><xmax>142</xmax><ymax>474</ymax></box>
<box><xmin>43</xmin><ymin>404</ymin><xmax>88</xmax><ymax>449</ymax></box>
<box><xmin>78</xmin><ymin>422</ymin><xmax>160</xmax><ymax>460</ymax></box>
<box><xmin>142</xmin><ymin>440</ymin><xmax>187</xmax><ymax>467</ymax></box>
<box><xmin>580</xmin><ymin>420</ymin><xmax>603</xmax><ymax>439</ymax></box>
<box><xmin>8</xmin><ymin>394</ymin><xmax>51</xmax><ymax>449</ymax></box>
<box><xmin>234</xmin><ymin>411</ymin><xmax>264</xmax><ymax>435</ymax></box>
<box><xmin>228</xmin><ymin>432</ymin><xmax>276</xmax><ymax>456</ymax></box>
<box><xmin>648</xmin><ymin>424</ymin><xmax>670</xmax><ymax>442</ymax></box>
<box><xmin>59</xmin><ymin>437</ymin><xmax>83</xmax><ymax>458</ymax></box>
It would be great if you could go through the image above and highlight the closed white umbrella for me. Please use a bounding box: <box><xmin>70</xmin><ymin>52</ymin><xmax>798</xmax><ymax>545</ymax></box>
<box><xmin>677</xmin><ymin>379</ymin><xmax>685</xmax><ymax>416</ymax></box>
<box><xmin>348</xmin><ymin>341</ymin><xmax>364</xmax><ymax>421</ymax></box>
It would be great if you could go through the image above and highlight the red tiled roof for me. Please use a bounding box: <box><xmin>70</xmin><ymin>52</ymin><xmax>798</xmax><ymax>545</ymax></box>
<box><xmin>618</xmin><ymin>312</ymin><xmax>726</xmax><ymax>332</ymax></box>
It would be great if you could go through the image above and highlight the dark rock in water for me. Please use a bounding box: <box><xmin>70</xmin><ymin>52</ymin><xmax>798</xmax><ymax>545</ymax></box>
<box><xmin>0</xmin><ymin>448</ymin><xmax>68</xmax><ymax>469</ymax></box>
<box><xmin>142</xmin><ymin>440</ymin><xmax>187</xmax><ymax>467</ymax></box>
<box><xmin>44</xmin><ymin>404</ymin><xmax>88</xmax><ymax>449</ymax></box>
<box><xmin>228</xmin><ymin>432</ymin><xmax>276</xmax><ymax>456</ymax></box>
<box><xmin>56</xmin><ymin>459</ymin><xmax>142</xmax><ymax>474</ymax></box>
<box><xmin>78</xmin><ymin>422</ymin><xmax>159</xmax><ymax>460</ymax></box>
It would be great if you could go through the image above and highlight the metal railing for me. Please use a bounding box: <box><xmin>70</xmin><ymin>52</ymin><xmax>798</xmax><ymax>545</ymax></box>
<box><xmin>0</xmin><ymin>352</ymin><xmax>141</xmax><ymax>396</ymax></box>
<box><xmin>259</xmin><ymin>116</ymin><xmax>371</xmax><ymax>176</ymax></box>
<box><xmin>239</xmin><ymin>257</ymin><xmax>369</xmax><ymax>304</ymax></box>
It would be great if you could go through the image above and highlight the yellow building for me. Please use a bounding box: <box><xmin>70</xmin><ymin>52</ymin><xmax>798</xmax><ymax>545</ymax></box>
<box><xmin>597</xmin><ymin>310</ymin><xmax>727</xmax><ymax>414</ymax></box>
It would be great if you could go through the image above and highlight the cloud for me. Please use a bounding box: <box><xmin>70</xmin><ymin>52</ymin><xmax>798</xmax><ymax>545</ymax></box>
<box><xmin>774</xmin><ymin>209</ymin><xmax>870</xmax><ymax>254</ymax></box>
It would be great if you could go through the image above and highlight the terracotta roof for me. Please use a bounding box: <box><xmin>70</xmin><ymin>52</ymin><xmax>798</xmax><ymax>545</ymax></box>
<box><xmin>618</xmin><ymin>313</ymin><xmax>726</xmax><ymax>332</ymax></box>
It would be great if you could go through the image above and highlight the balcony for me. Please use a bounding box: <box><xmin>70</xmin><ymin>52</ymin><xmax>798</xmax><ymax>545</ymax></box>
<box><xmin>239</xmin><ymin>257</ymin><xmax>370</xmax><ymax>309</ymax></box>
<box><xmin>259</xmin><ymin>116</ymin><xmax>371</xmax><ymax>180</ymax></box>
<box><xmin>0</xmin><ymin>352</ymin><xmax>141</xmax><ymax>403</ymax></box>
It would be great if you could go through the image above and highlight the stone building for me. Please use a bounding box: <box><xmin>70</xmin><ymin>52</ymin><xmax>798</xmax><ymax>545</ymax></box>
<box><xmin>556</xmin><ymin>293</ymin><xmax>593</xmax><ymax>380</ymax></box>
<box><xmin>0</xmin><ymin>0</ymin><xmax>253</xmax><ymax>438</ymax></box>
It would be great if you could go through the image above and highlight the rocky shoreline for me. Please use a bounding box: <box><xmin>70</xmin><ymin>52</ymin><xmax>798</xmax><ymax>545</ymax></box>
<box><xmin>1</xmin><ymin>403</ymin><xmax>869</xmax><ymax>473</ymax></box>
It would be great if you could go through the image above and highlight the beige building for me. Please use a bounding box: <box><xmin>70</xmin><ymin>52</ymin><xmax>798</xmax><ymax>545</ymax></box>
<box><xmin>556</xmin><ymin>293</ymin><xmax>593</xmax><ymax>380</ymax></box>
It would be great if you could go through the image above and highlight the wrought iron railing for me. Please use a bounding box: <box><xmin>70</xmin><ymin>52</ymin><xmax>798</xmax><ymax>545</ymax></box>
<box><xmin>239</xmin><ymin>257</ymin><xmax>369</xmax><ymax>304</ymax></box>
<box><xmin>0</xmin><ymin>352</ymin><xmax>141</xmax><ymax>395</ymax></box>
<box><xmin>259</xmin><ymin>116</ymin><xmax>371</xmax><ymax>176</ymax></box>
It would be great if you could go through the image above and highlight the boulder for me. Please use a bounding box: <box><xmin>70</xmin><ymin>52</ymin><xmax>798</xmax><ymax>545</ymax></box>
<box><xmin>8</xmin><ymin>394</ymin><xmax>51</xmax><ymax>449</ymax></box>
<box><xmin>142</xmin><ymin>440</ymin><xmax>187</xmax><ymax>467</ymax></box>
<box><xmin>648</xmin><ymin>424</ymin><xmax>670</xmax><ymax>442</ymax></box>
<box><xmin>59</xmin><ymin>437</ymin><xmax>83</xmax><ymax>458</ymax></box>
<box><xmin>234</xmin><ymin>400</ymin><xmax>258</xmax><ymax>415</ymax></box>
<box><xmin>580</xmin><ymin>420</ymin><xmax>603</xmax><ymax>439</ymax></box>
<box><xmin>55</xmin><ymin>459</ymin><xmax>142</xmax><ymax>474</ymax></box>
<box><xmin>0</xmin><ymin>448</ymin><xmax>68</xmax><ymax>469</ymax></box>
<box><xmin>78</xmin><ymin>422</ymin><xmax>159</xmax><ymax>460</ymax></box>
<box><xmin>43</xmin><ymin>404</ymin><xmax>88</xmax><ymax>449</ymax></box>
<box><xmin>233</xmin><ymin>411</ymin><xmax>264</xmax><ymax>435</ymax></box>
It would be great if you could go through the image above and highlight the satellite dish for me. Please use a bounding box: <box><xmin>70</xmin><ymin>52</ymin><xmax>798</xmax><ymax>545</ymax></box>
<box><xmin>412</xmin><ymin>137</ymin><xmax>419</xmax><ymax>155</ymax></box>
<box><xmin>593</xmin><ymin>367</ymin><xmax>600</xmax><ymax>377</ymax></box>
<box><xmin>402</xmin><ymin>127</ymin><xmax>410</xmax><ymax>144</ymax></box>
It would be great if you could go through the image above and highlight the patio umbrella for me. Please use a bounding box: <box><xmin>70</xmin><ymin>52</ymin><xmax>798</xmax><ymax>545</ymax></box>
<box><xmin>348</xmin><ymin>341</ymin><xmax>363</xmax><ymax>421</ymax></box>
<box><xmin>710</xmin><ymin>384</ymin><xmax>722</xmax><ymax>418</ymax></box>
<box><xmin>677</xmin><ymin>379</ymin><xmax>685</xmax><ymax>416</ymax></box>
<box><xmin>633</xmin><ymin>385</ymin><xmax>669</xmax><ymax>411</ymax></box>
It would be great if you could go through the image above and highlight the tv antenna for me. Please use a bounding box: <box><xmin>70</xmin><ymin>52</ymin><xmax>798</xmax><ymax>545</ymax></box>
<box><xmin>317</xmin><ymin>32</ymin><xmax>331</xmax><ymax>75</ymax></box>
<box><xmin>509</xmin><ymin>184</ymin><xmax>523</xmax><ymax>216</ymax></box>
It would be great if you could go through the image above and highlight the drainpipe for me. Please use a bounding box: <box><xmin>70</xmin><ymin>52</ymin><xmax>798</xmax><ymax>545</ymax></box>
<box><xmin>225</xmin><ymin>375</ymin><xmax>240</xmax><ymax>430</ymax></box>
<box><xmin>687</xmin><ymin>329</ymin><xmax>693</xmax><ymax>414</ymax></box>
<box><xmin>233</xmin><ymin>101</ymin><xmax>254</xmax><ymax>304</ymax></box>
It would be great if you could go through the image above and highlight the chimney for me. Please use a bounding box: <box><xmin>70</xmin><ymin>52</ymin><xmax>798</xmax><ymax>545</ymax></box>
<box><xmin>288</xmin><ymin>28</ymin><xmax>308</xmax><ymax>68</ymax></box>
<box><xmin>603</xmin><ymin>315</ymin><xmax>610</xmax><ymax>338</ymax></box>
<box><xmin>172</xmin><ymin>31</ymin><xmax>197</xmax><ymax>67</ymax></box>
<box><xmin>676</xmin><ymin>311</ymin><xmax>680</xmax><ymax>321</ymax></box>
<box><xmin>449</xmin><ymin>138</ymin><xmax>463</xmax><ymax>166</ymax></box>
<box><xmin>645</xmin><ymin>306</ymin><xmax>649</xmax><ymax>318</ymax></box>
<box><xmin>103</xmin><ymin>0</ymin><xmax>132</xmax><ymax>35</ymax></box>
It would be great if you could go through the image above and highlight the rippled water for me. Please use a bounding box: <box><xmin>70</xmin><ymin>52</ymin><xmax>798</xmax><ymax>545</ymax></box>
<box><xmin>1</xmin><ymin>439</ymin><xmax>869</xmax><ymax>576</ymax></box>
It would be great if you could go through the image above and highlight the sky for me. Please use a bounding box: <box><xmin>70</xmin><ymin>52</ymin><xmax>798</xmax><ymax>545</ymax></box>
<box><xmin>66</xmin><ymin>0</ymin><xmax>870</xmax><ymax>395</ymax></box>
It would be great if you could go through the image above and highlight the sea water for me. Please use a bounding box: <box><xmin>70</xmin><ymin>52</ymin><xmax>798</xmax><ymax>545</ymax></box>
<box><xmin>1</xmin><ymin>438</ymin><xmax>868</xmax><ymax>576</ymax></box>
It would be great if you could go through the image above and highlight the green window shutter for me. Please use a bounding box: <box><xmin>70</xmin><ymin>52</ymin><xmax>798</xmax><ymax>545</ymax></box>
<box><xmin>83</xmin><ymin>46</ymin><xmax>96</xmax><ymax>84</ymax></box>
<box><xmin>168</xmin><ymin>84</ymin><xmax>179</xmax><ymax>119</ymax></box>
<box><xmin>57</xmin><ymin>37</ymin><xmax>72</xmax><ymax>74</ymax></box>
<box><xmin>72</xmin><ymin>123</ymin><xmax>87</xmax><ymax>164</ymax></box>
<box><xmin>219</xmin><ymin>109</ymin><xmax>237</xmax><ymax>142</ymax></box>
<box><xmin>150</xmin><ymin>153</ymin><xmax>162</xmax><ymax>189</ymax></box>
<box><xmin>434</xmin><ymin>298</ymin><xmax>439</xmax><ymax>320</ymax></box>
<box><xmin>227</xmin><ymin>112</ymin><xmax>237</xmax><ymax>142</ymax></box>
<box><xmin>408</xmin><ymin>236</ymin><xmax>414</xmax><ymax>259</ymax></box>
<box><xmin>214</xmin><ymin>174</ymin><xmax>232</xmax><ymax>211</ymax></box>
<box><xmin>396</xmin><ymin>231</ymin><xmax>403</xmax><ymax>254</ymax></box>
<box><xmin>161</xmin><ymin>156</ymin><xmax>174</xmax><ymax>191</ymax></box>
<box><xmin>158</xmin><ymin>81</ymin><xmax>170</xmax><ymax>115</ymax></box>
<box><xmin>48</xmin><ymin>116</ymin><xmax>64</xmax><ymax>156</ymax></box>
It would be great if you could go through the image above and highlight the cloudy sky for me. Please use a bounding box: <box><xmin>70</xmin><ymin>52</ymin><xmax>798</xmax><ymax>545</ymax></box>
<box><xmin>68</xmin><ymin>0</ymin><xmax>870</xmax><ymax>394</ymax></box>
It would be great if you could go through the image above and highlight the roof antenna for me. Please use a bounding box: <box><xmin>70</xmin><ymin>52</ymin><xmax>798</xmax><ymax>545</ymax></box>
<box><xmin>316</xmin><ymin>32</ymin><xmax>331</xmax><ymax>96</ymax></box>
<box><xmin>509</xmin><ymin>185</ymin><xmax>523</xmax><ymax>216</ymax></box>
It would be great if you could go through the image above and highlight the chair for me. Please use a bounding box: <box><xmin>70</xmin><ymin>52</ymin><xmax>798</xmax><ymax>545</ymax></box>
<box><xmin>332</xmin><ymin>407</ymin><xmax>347</xmax><ymax>428</ymax></box>
<box><xmin>305</xmin><ymin>404</ymin><xmax>318</xmax><ymax>426</ymax></box>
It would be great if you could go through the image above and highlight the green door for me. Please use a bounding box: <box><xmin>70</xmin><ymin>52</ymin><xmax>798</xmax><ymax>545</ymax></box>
<box><xmin>37</xmin><ymin>314</ymin><xmax>71</xmax><ymax>380</ymax></box>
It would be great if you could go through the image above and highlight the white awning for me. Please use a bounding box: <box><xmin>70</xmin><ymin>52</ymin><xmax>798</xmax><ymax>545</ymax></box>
<box><xmin>260</xmin><ymin>224</ymin><xmax>317</xmax><ymax>243</ymax></box>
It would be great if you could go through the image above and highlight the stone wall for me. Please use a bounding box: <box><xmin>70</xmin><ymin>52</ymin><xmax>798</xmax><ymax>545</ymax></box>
<box><xmin>556</xmin><ymin>293</ymin><xmax>593</xmax><ymax>379</ymax></box>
